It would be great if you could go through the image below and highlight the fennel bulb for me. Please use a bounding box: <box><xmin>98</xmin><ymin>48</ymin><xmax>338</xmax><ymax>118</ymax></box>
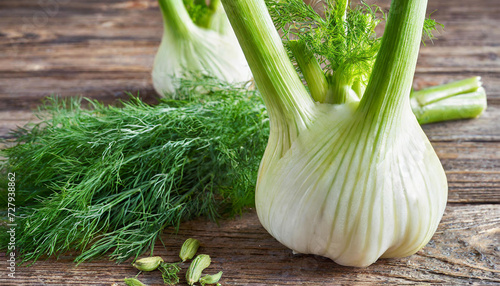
<box><xmin>152</xmin><ymin>0</ymin><xmax>252</xmax><ymax>97</ymax></box>
<box><xmin>221</xmin><ymin>0</ymin><xmax>448</xmax><ymax>267</ymax></box>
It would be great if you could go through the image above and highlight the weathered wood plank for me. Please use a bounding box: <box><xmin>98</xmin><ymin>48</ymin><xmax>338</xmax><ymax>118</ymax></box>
<box><xmin>0</xmin><ymin>0</ymin><xmax>161</xmax><ymax>110</ymax></box>
<box><xmin>2</xmin><ymin>72</ymin><xmax>498</xmax><ymax>111</ymax></box>
<box><xmin>417</xmin><ymin>46</ymin><xmax>500</xmax><ymax>74</ymax></box>
<box><xmin>1</xmin><ymin>205</ymin><xmax>498</xmax><ymax>286</ymax></box>
<box><xmin>435</xmin><ymin>141</ymin><xmax>500</xmax><ymax>203</ymax></box>
<box><xmin>426</xmin><ymin>0</ymin><xmax>500</xmax><ymax>47</ymax></box>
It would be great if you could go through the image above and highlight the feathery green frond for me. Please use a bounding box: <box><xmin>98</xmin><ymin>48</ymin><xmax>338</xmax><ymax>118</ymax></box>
<box><xmin>0</xmin><ymin>76</ymin><xmax>269</xmax><ymax>263</ymax></box>
<box><xmin>265</xmin><ymin>0</ymin><xmax>382</xmax><ymax>79</ymax></box>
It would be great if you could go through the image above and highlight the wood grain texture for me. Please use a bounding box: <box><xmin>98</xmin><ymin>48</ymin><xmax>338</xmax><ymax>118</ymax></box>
<box><xmin>0</xmin><ymin>0</ymin><xmax>498</xmax><ymax>285</ymax></box>
<box><xmin>0</xmin><ymin>0</ymin><xmax>161</xmax><ymax>110</ymax></box>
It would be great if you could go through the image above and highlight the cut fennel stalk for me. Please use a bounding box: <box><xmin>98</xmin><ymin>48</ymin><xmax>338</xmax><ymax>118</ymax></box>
<box><xmin>221</xmin><ymin>0</ymin><xmax>448</xmax><ymax>267</ymax></box>
<box><xmin>152</xmin><ymin>0</ymin><xmax>252</xmax><ymax>97</ymax></box>
<box><xmin>410</xmin><ymin>76</ymin><xmax>487</xmax><ymax>124</ymax></box>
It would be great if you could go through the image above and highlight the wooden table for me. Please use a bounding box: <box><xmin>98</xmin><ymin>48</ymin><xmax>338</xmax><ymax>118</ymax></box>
<box><xmin>0</xmin><ymin>0</ymin><xmax>498</xmax><ymax>285</ymax></box>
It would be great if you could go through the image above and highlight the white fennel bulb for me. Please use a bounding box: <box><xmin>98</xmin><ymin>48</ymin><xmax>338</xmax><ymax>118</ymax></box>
<box><xmin>257</xmin><ymin>102</ymin><xmax>447</xmax><ymax>267</ymax></box>
<box><xmin>222</xmin><ymin>0</ymin><xmax>448</xmax><ymax>267</ymax></box>
<box><xmin>152</xmin><ymin>0</ymin><xmax>251</xmax><ymax>97</ymax></box>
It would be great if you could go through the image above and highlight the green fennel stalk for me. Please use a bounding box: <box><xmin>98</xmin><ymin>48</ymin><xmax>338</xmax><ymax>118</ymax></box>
<box><xmin>410</xmin><ymin>77</ymin><xmax>486</xmax><ymax>124</ymax></box>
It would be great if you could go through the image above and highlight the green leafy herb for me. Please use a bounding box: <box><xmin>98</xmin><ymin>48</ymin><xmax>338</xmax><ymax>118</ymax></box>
<box><xmin>267</xmin><ymin>0</ymin><xmax>381</xmax><ymax>79</ymax></box>
<box><xmin>0</xmin><ymin>77</ymin><xmax>269</xmax><ymax>264</ymax></box>
<box><xmin>422</xmin><ymin>11</ymin><xmax>444</xmax><ymax>44</ymax></box>
<box><xmin>159</xmin><ymin>262</ymin><xmax>181</xmax><ymax>285</ymax></box>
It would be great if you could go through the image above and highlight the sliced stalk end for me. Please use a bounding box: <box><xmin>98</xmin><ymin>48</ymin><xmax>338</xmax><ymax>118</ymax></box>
<box><xmin>220</xmin><ymin>0</ymin><xmax>314</xmax><ymax>127</ymax></box>
<box><xmin>412</xmin><ymin>76</ymin><xmax>482</xmax><ymax>106</ymax></box>
<box><xmin>359</xmin><ymin>0</ymin><xmax>428</xmax><ymax>120</ymax></box>
<box><xmin>412</xmin><ymin>86</ymin><xmax>487</xmax><ymax>125</ymax></box>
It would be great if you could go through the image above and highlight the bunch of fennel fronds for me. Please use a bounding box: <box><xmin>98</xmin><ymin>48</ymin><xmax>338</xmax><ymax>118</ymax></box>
<box><xmin>0</xmin><ymin>78</ymin><xmax>269</xmax><ymax>263</ymax></box>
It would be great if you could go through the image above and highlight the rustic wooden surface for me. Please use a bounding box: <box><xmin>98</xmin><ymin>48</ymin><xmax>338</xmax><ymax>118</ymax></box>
<box><xmin>0</xmin><ymin>0</ymin><xmax>499</xmax><ymax>285</ymax></box>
